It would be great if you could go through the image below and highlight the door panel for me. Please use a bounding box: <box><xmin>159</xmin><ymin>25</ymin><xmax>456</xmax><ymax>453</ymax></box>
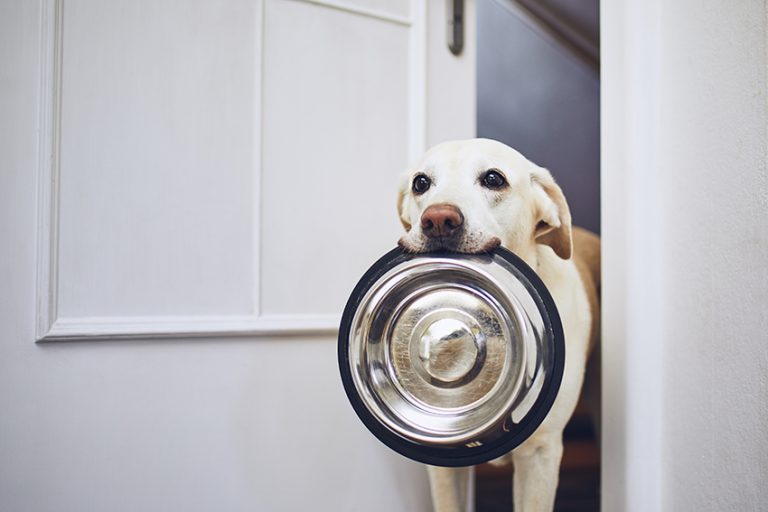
<box><xmin>58</xmin><ymin>0</ymin><xmax>258</xmax><ymax>318</ymax></box>
<box><xmin>37</xmin><ymin>0</ymin><xmax>474</xmax><ymax>341</ymax></box>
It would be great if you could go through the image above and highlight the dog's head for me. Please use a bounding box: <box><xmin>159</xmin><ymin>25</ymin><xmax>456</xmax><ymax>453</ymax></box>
<box><xmin>397</xmin><ymin>139</ymin><xmax>572</xmax><ymax>260</ymax></box>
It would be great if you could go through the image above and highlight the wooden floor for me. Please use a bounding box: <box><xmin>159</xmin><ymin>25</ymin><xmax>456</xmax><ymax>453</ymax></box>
<box><xmin>475</xmin><ymin>400</ymin><xmax>600</xmax><ymax>511</ymax></box>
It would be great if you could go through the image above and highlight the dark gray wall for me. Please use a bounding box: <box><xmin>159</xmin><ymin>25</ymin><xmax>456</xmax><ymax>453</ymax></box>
<box><xmin>477</xmin><ymin>0</ymin><xmax>600</xmax><ymax>233</ymax></box>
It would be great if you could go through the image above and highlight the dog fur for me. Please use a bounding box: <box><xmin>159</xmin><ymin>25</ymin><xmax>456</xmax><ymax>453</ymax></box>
<box><xmin>396</xmin><ymin>139</ymin><xmax>600</xmax><ymax>512</ymax></box>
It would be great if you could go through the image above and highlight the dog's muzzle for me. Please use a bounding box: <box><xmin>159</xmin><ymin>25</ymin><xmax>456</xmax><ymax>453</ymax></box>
<box><xmin>338</xmin><ymin>247</ymin><xmax>565</xmax><ymax>467</ymax></box>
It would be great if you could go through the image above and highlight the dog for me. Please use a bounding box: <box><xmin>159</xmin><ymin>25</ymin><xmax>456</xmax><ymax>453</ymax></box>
<box><xmin>396</xmin><ymin>138</ymin><xmax>600</xmax><ymax>512</ymax></box>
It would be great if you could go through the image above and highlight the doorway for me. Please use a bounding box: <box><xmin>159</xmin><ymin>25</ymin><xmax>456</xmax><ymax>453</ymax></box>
<box><xmin>475</xmin><ymin>0</ymin><xmax>601</xmax><ymax>509</ymax></box>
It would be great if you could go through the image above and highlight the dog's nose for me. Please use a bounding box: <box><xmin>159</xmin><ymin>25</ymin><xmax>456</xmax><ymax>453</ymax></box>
<box><xmin>421</xmin><ymin>204</ymin><xmax>464</xmax><ymax>238</ymax></box>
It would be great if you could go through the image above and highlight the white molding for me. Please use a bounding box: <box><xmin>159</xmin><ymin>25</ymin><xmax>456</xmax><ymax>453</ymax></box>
<box><xmin>253</xmin><ymin>0</ymin><xmax>265</xmax><ymax>315</ymax></box>
<box><xmin>30</xmin><ymin>0</ymin><xmax>338</xmax><ymax>343</ymax></box>
<box><xmin>34</xmin><ymin>0</ymin><xmax>424</xmax><ymax>342</ymax></box>
<box><xmin>37</xmin><ymin>314</ymin><xmax>340</xmax><ymax>341</ymax></box>
<box><xmin>293</xmin><ymin>0</ymin><xmax>412</xmax><ymax>26</ymax></box>
<box><xmin>35</xmin><ymin>0</ymin><xmax>63</xmax><ymax>341</ymax></box>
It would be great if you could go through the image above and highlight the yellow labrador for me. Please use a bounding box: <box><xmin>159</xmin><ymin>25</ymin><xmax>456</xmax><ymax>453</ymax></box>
<box><xmin>397</xmin><ymin>139</ymin><xmax>600</xmax><ymax>512</ymax></box>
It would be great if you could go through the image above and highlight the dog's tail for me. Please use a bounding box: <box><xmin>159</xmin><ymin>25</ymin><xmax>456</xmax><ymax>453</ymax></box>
<box><xmin>572</xmin><ymin>226</ymin><xmax>602</xmax><ymax>439</ymax></box>
<box><xmin>572</xmin><ymin>226</ymin><xmax>601</xmax><ymax>294</ymax></box>
<box><xmin>572</xmin><ymin>226</ymin><xmax>601</xmax><ymax>353</ymax></box>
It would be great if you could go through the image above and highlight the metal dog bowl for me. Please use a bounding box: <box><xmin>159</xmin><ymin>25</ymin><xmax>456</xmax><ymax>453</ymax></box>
<box><xmin>338</xmin><ymin>247</ymin><xmax>565</xmax><ymax>467</ymax></box>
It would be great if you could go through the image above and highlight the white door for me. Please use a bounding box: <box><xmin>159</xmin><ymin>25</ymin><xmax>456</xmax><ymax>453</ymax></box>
<box><xmin>0</xmin><ymin>1</ymin><xmax>475</xmax><ymax>511</ymax></box>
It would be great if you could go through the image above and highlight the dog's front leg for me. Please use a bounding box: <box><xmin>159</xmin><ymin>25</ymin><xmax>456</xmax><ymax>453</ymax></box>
<box><xmin>427</xmin><ymin>465</ymin><xmax>474</xmax><ymax>512</ymax></box>
<box><xmin>511</xmin><ymin>432</ymin><xmax>563</xmax><ymax>512</ymax></box>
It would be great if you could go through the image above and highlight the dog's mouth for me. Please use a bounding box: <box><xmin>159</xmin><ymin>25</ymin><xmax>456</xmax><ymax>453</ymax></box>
<box><xmin>398</xmin><ymin>234</ymin><xmax>501</xmax><ymax>255</ymax></box>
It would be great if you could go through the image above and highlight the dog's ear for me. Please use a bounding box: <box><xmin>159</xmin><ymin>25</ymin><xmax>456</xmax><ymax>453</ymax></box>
<box><xmin>531</xmin><ymin>167</ymin><xmax>572</xmax><ymax>260</ymax></box>
<box><xmin>397</xmin><ymin>172</ymin><xmax>413</xmax><ymax>231</ymax></box>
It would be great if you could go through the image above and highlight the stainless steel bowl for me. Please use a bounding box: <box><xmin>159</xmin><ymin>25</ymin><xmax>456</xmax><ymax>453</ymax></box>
<box><xmin>338</xmin><ymin>247</ymin><xmax>564</xmax><ymax>467</ymax></box>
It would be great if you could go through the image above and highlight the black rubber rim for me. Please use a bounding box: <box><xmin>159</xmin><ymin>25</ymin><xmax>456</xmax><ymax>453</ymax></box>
<box><xmin>337</xmin><ymin>247</ymin><xmax>565</xmax><ymax>467</ymax></box>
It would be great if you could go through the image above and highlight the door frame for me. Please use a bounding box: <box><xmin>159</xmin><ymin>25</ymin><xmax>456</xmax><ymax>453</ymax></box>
<box><xmin>601</xmin><ymin>0</ymin><xmax>664</xmax><ymax>510</ymax></box>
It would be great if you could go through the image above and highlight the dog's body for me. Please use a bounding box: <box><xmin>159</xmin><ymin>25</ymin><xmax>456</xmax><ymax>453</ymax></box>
<box><xmin>396</xmin><ymin>139</ymin><xmax>600</xmax><ymax>512</ymax></box>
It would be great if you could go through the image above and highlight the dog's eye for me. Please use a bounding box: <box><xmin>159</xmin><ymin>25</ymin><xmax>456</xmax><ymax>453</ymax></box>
<box><xmin>480</xmin><ymin>169</ymin><xmax>508</xmax><ymax>190</ymax></box>
<box><xmin>412</xmin><ymin>174</ymin><xmax>431</xmax><ymax>195</ymax></box>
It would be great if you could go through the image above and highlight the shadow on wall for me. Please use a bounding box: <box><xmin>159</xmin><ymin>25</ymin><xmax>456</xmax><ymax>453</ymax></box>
<box><xmin>477</xmin><ymin>0</ymin><xmax>600</xmax><ymax>234</ymax></box>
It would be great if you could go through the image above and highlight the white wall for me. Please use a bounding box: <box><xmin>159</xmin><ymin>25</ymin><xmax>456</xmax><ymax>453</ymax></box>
<box><xmin>602</xmin><ymin>0</ymin><xmax>768</xmax><ymax>510</ymax></box>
